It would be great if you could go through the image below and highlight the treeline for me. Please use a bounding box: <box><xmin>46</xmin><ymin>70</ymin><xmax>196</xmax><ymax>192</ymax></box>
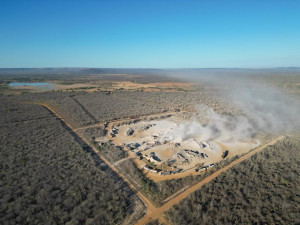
<box><xmin>0</xmin><ymin>100</ymin><xmax>145</xmax><ymax>225</ymax></box>
<box><xmin>166</xmin><ymin>138</ymin><xmax>300</xmax><ymax>225</ymax></box>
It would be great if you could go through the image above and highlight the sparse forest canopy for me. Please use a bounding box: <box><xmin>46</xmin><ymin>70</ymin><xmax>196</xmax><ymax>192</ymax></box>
<box><xmin>0</xmin><ymin>100</ymin><xmax>144</xmax><ymax>225</ymax></box>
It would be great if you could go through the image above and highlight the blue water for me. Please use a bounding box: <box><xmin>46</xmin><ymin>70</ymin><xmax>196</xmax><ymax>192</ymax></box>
<box><xmin>9</xmin><ymin>82</ymin><xmax>55</xmax><ymax>90</ymax></box>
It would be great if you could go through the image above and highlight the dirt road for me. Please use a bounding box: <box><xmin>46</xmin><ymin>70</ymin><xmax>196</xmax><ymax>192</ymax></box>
<box><xmin>75</xmin><ymin>110</ymin><xmax>183</xmax><ymax>132</ymax></box>
<box><xmin>33</xmin><ymin>102</ymin><xmax>285</xmax><ymax>225</ymax></box>
<box><xmin>35</xmin><ymin>103</ymin><xmax>157</xmax><ymax>224</ymax></box>
<box><xmin>135</xmin><ymin>135</ymin><xmax>285</xmax><ymax>225</ymax></box>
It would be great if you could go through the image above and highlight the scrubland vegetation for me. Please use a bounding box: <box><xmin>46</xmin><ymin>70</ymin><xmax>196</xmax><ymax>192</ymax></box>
<box><xmin>146</xmin><ymin>219</ymin><xmax>161</xmax><ymax>225</ymax></box>
<box><xmin>97</xmin><ymin>142</ymin><xmax>128</xmax><ymax>163</ymax></box>
<box><xmin>3</xmin><ymin>88</ymin><xmax>241</xmax><ymax>129</ymax></box>
<box><xmin>74</xmin><ymin>92</ymin><xmax>169</xmax><ymax>122</ymax></box>
<box><xmin>166</xmin><ymin>138</ymin><xmax>300</xmax><ymax>225</ymax></box>
<box><xmin>0</xmin><ymin>100</ymin><xmax>144</xmax><ymax>225</ymax></box>
<box><xmin>1</xmin><ymin>69</ymin><xmax>300</xmax><ymax>225</ymax></box>
<box><xmin>113</xmin><ymin>155</ymin><xmax>240</xmax><ymax>205</ymax></box>
<box><xmin>77</xmin><ymin>126</ymin><xmax>106</xmax><ymax>142</ymax></box>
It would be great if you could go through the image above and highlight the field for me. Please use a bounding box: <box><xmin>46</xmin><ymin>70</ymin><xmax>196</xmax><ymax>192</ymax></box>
<box><xmin>1</xmin><ymin>68</ymin><xmax>300</xmax><ymax>224</ymax></box>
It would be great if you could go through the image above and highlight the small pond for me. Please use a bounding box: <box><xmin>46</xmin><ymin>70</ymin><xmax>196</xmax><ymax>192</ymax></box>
<box><xmin>9</xmin><ymin>82</ymin><xmax>56</xmax><ymax>90</ymax></box>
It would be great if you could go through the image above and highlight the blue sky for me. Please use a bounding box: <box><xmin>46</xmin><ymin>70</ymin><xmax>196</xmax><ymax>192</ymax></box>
<box><xmin>0</xmin><ymin>0</ymin><xmax>299</xmax><ymax>68</ymax></box>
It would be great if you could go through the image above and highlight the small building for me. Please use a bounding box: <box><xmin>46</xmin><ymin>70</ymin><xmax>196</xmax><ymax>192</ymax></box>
<box><xmin>158</xmin><ymin>171</ymin><xmax>171</xmax><ymax>175</ymax></box>
<box><xmin>175</xmin><ymin>143</ymin><xmax>181</xmax><ymax>147</ymax></box>
<box><xmin>140</xmin><ymin>124</ymin><xmax>152</xmax><ymax>131</ymax></box>
<box><xmin>222</xmin><ymin>150</ymin><xmax>229</xmax><ymax>159</ymax></box>
<box><xmin>200</xmin><ymin>153</ymin><xmax>208</xmax><ymax>159</ymax></box>
<box><xmin>112</xmin><ymin>128</ymin><xmax>118</xmax><ymax>134</ymax></box>
<box><xmin>172</xmin><ymin>168</ymin><xmax>183</xmax><ymax>174</ymax></box>
<box><xmin>127</xmin><ymin>142</ymin><xmax>140</xmax><ymax>150</ymax></box>
<box><xmin>152</xmin><ymin>135</ymin><xmax>159</xmax><ymax>140</ymax></box>
<box><xmin>135</xmin><ymin>152</ymin><xmax>142</xmax><ymax>156</ymax></box>
<box><xmin>109</xmin><ymin>133</ymin><xmax>115</xmax><ymax>138</ymax></box>
<box><xmin>195</xmin><ymin>167</ymin><xmax>207</xmax><ymax>172</ymax></box>
<box><xmin>126</xmin><ymin>128</ymin><xmax>134</xmax><ymax>136</ymax></box>
<box><xmin>145</xmin><ymin>152</ymin><xmax>161</xmax><ymax>163</ymax></box>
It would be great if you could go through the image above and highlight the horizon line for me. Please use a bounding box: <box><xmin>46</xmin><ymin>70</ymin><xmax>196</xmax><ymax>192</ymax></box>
<box><xmin>0</xmin><ymin>66</ymin><xmax>300</xmax><ymax>70</ymax></box>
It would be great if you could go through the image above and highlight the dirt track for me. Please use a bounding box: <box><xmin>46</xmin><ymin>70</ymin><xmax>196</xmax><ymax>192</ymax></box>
<box><xmin>34</xmin><ymin>103</ymin><xmax>158</xmax><ymax>224</ymax></box>
<box><xmin>74</xmin><ymin>110</ymin><xmax>183</xmax><ymax>132</ymax></box>
<box><xmin>135</xmin><ymin>135</ymin><xmax>285</xmax><ymax>225</ymax></box>
<box><xmin>32</xmin><ymin>102</ymin><xmax>285</xmax><ymax>225</ymax></box>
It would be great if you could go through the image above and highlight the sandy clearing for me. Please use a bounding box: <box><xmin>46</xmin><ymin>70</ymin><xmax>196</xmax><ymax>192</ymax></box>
<box><xmin>105</xmin><ymin>114</ymin><xmax>259</xmax><ymax>181</ymax></box>
<box><xmin>113</xmin><ymin>81</ymin><xmax>194</xmax><ymax>90</ymax></box>
<box><xmin>25</xmin><ymin>101</ymin><xmax>286</xmax><ymax>225</ymax></box>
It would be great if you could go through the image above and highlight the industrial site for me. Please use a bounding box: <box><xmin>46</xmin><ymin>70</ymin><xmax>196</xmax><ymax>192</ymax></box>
<box><xmin>2</xmin><ymin>0</ymin><xmax>300</xmax><ymax>223</ymax></box>
<box><xmin>1</xmin><ymin>68</ymin><xmax>299</xmax><ymax>225</ymax></box>
<box><xmin>98</xmin><ymin>112</ymin><xmax>261</xmax><ymax>177</ymax></box>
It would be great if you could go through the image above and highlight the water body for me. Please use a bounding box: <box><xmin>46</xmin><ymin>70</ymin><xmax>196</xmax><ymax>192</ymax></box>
<box><xmin>9</xmin><ymin>82</ymin><xmax>55</xmax><ymax>90</ymax></box>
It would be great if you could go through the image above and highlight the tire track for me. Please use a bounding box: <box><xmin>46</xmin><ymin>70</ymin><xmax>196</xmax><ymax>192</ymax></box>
<box><xmin>71</xmin><ymin>96</ymin><xmax>99</xmax><ymax>123</ymax></box>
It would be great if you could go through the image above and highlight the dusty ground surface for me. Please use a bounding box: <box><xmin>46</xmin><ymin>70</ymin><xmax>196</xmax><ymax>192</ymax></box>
<box><xmin>112</xmin><ymin>81</ymin><xmax>194</xmax><ymax>92</ymax></box>
<box><xmin>33</xmin><ymin>101</ymin><xmax>288</xmax><ymax>225</ymax></box>
<box><xmin>103</xmin><ymin>112</ymin><xmax>261</xmax><ymax>181</ymax></box>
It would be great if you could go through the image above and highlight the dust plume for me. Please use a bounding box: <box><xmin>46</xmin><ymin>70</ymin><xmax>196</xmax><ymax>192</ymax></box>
<box><xmin>161</xmin><ymin>70</ymin><xmax>300</xmax><ymax>144</ymax></box>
